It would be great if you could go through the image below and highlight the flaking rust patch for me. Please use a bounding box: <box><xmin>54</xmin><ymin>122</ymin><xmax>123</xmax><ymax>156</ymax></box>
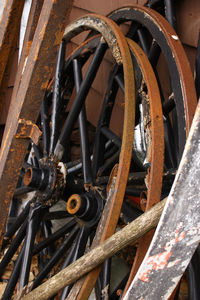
<box><xmin>54</xmin><ymin>24</ymin><xmax>64</xmax><ymax>46</ymax></box>
<box><xmin>137</xmin><ymin>228</ymin><xmax>185</xmax><ymax>282</ymax></box>
<box><xmin>41</xmin><ymin>80</ymin><xmax>49</xmax><ymax>90</ymax></box>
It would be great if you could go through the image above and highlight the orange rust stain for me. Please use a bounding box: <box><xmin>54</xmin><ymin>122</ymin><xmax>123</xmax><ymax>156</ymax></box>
<box><xmin>33</xmin><ymin>44</ymin><xmax>40</xmax><ymax>62</ymax></box>
<box><xmin>54</xmin><ymin>24</ymin><xmax>64</xmax><ymax>46</ymax></box>
<box><xmin>138</xmin><ymin>250</ymin><xmax>173</xmax><ymax>282</ymax></box>
<box><xmin>41</xmin><ymin>80</ymin><xmax>49</xmax><ymax>90</ymax></box>
<box><xmin>137</xmin><ymin>229</ymin><xmax>186</xmax><ymax>283</ymax></box>
<box><xmin>25</xmin><ymin>41</ymin><xmax>32</xmax><ymax>56</ymax></box>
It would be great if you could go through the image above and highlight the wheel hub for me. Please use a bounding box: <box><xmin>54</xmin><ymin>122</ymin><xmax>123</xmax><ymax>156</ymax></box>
<box><xmin>24</xmin><ymin>158</ymin><xmax>65</xmax><ymax>205</ymax></box>
<box><xmin>66</xmin><ymin>191</ymin><xmax>103</xmax><ymax>226</ymax></box>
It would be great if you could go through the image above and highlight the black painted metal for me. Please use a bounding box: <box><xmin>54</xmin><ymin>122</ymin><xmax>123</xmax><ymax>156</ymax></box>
<box><xmin>0</xmin><ymin>219</ymin><xmax>27</xmax><ymax>277</ymax></box>
<box><xmin>3</xmin><ymin>200</ymin><xmax>31</xmax><ymax>241</ymax></box>
<box><xmin>31</xmin><ymin>225</ymin><xmax>79</xmax><ymax>290</ymax></box>
<box><xmin>164</xmin><ymin>0</ymin><xmax>177</xmax><ymax>29</ymax></box>
<box><xmin>101</xmin><ymin>126</ymin><xmax>121</xmax><ymax>148</ymax></box>
<box><xmin>187</xmin><ymin>246</ymin><xmax>200</xmax><ymax>300</ymax></box>
<box><xmin>92</xmin><ymin>65</ymin><xmax>119</xmax><ymax>177</ymax></box>
<box><xmin>60</xmin><ymin>226</ymin><xmax>91</xmax><ymax>299</ymax></box>
<box><xmin>2</xmin><ymin>244</ymin><xmax>25</xmax><ymax>300</ymax></box>
<box><xmin>100</xmin><ymin>258</ymin><xmax>111</xmax><ymax>299</ymax></box>
<box><xmin>54</xmin><ymin>41</ymin><xmax>107</xmax><ymax>161</ymax></box>
<box><xmin>18</xmin><ymin>204</ymin><xmax>43</xmax><ymax>290</ymax></box>
<box><xmin>50</xmin><ymin>41</ymin><xmax>66</xmax><ymax>154</ymax></box>
<box><xmin>41</xmin><ymin>93</ymin><xmax>50</xmax><ymax>156</ymax></box>
<box><xmin>73</xmin><ymin>58</ymin><xmax>93</xmax><ymax>185</ymax></box>
<box><xmin>32</xmin><ymin>219</ymin><xmax>76</xmax><ymax>255</ymax></box>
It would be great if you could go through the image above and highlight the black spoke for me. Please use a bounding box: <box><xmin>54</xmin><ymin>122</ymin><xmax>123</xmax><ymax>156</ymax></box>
<box><xmin>41</xmin><ymin>93</ymin><xmax>50</xmax><ymax>156</ymax></box>
<box><xmin>3</xmin><ymin>200</ymin><xmax>31</xmax><ymax>241</ymax></box>
<box><xmin>18</xmin><ymin>204</ymin><xmax>44</xmax><ymax>290</ymax></box>
<box><xmin>92</xmin><ymin>66</ymin><xmax>119</xmax><ymax>177</ymax></box>
<box><xmin>50</xmin><ymin>41</ymin><xmax>66</xmax><ymax>154</ymax></box>
<box><xmin>0</xmin><ymin>219</ymin><xmax>27</xmax><ymax>277</ymax></box>
<box><xmin>1</xmin><ymin>245</ymin><xmax>25</xmax><ymax>300</ymax></box>
<box><xmin>137</xmin><ymin>27</ymin><xmax>150</xmax><ymax>56</ymax></box>
<box><xmin>73</xmin><ymin>58</ymin><xmax>93</xmax><ymax>185</ymax></box>
<box><xmin>33</xmin><ymin>219</ymin><xmax>76</xmax><ymax>255</ymax></box>
<box><xmin>54</xmin><ymin>40</ymin><xmax>107</xmax><ymax>161</ymax></box>
<box><xmin>32</xmin><ymin>225</ymin><xmax>79</xmax><ymax>290</ymax></box>
<box><xmin>60</xmin><ymin>226</ymin><xmax>91</xmax><ymax>299</ymax></box>
<box><xmin>164</xmin><ymin>0</ymin><xmax>177</xmax><ymax>29</ymax></box>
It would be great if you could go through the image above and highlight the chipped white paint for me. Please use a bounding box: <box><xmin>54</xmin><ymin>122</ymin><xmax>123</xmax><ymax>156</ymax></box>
<box><xmin>171</xmin><ymin>34</ymin><xmax>179</xmax><ymax>40</ymax></box>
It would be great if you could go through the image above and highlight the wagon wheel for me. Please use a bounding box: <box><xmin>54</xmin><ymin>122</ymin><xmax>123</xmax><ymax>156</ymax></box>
<box><xmin>104</xmin><ymin>6</ymin><xmax>197</xmax><ymax>297</ymax></box>
<box><xmin>65</xmin><ymin>35</ymin><xmax>164</xmax><ymax>299</ymax></box>
<box><xmin>0</xmin><ymin>14</ymin><xmax>135</xmax><ymax>299</ymax></box>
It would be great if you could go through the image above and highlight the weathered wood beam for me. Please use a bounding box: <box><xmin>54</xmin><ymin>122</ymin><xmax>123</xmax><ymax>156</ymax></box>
<box><xmin>0</xmin><ymin>0</ymin><xmax>25</xmax><ymax>119</ymax></box>
<box><xmin>0</xmin><ymin>0</ymin><xmax>73</xmax><ymax>243</ymax></box>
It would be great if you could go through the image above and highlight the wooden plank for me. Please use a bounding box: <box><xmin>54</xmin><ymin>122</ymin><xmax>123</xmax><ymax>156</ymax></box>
<box><xmin>0</xmin><ymin>0</ymin><xmax>44</xmax><ymax>125</ymax></box>
<box><xmin>73</xmin><ymin>0</ymin><xmax>138</xmax><ymax>15</ymax></box>
<box><xmin>0</xmin><ymin>0</ymin><xmax>25</xmax><ymax>120</ymax></box>
<box><xmin>176</xmin><ymin>0</ymin><xmax>200</xmax><ymax>48</ymax></box>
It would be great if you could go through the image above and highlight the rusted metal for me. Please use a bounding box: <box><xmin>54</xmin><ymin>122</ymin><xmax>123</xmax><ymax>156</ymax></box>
<box><xmin>0</xmin><ymin>0</ymin><xmax>25</xmax><ymax>120</ymax></box>
<box><xmin>0</xmin><ymin>0</ymin><xmax>73</xmax><ymax>243</ymax></box>
<box><xmin>60</xmin><ymin>14</ymin><xmax>135</xmax><ymax>299</ymax></box>
<box><xmin>15</xmin><ymin>119</ymin><xmax>42</xmax><ymax>145</ymax></box>
<box><xmin>122</xmin><ymin>38</ymin><xmax>164</xmax><ymax>298</ymax></box>
<box><xmin>124</xmin><ymin>100</ymin><xmax>200</xmax><ymax>300</ymax></box>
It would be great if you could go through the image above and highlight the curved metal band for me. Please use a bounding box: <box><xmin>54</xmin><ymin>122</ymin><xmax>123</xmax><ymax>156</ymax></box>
<box><xmin>108</xmin><ymin>5</ymin><xmax>197</xmax><ymax>160</ymax></box>
<box><xmin>122</xmin><ymin>38</ymin><xmax>164</xmax><ymax>296</ymax></box>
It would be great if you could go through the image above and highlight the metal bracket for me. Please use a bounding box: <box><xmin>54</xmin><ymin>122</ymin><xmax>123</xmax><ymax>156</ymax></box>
<box><xmin>15</xmin><ymin>118</ymin><xmax>42</xmax><ymax>145</ymax></box>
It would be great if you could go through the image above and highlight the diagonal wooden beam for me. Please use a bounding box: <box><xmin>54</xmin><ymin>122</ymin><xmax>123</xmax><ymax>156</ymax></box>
<box><xmin>0</xmin><ymin>0</ymin><xmax>25</xmax><ymax>118</ymax></box>
<box><xmin>0</xmin><ymin>0</ymin><xmax>73</xmax><ymax>243</ymax></box>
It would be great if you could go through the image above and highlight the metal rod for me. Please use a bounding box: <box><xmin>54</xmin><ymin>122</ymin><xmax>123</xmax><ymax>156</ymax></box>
<box><xmin>60</xmin><ymin>226</ymin><xmax>90</xmax><ymax>299</ymax></box>
<box><xmin>92</xmin><ymin>65</ymin><xmax>119</xmax><ymax>177</ymax></box>
<box><xmin>101</xmin><ymin>126</ymin><xmax>121</xmax><ymax>148</ymax></box>
<box><xmin>0</xmin><ymin>219</ymin><xmax>27</xmax><ymax>277</ymax></box>
<box><xmin>4</xmin><ymin>200</ymin><xmax>31</xmax><ymax>240</ymax></box>
<box><xmin>101</xmin><ymin>259</ymin><xmax>111</xmax><ymax>299</ymax></box>
<box><xmin>32</xmin><ymin>225</ymin><xmax>79</xmax><ymax>290</ymax></box>
<box><xmin>2</xmin><ymin>244</ymin><xmax>25</xmax><ymax>300</ymax></box>
<box><xmin>164</xmin><ymin>0</ymin><xmax>177</xmax><ymax>29</ymax></box>
<box><xmin>41</xmin><ymin>94</ymin><xmax>50</xmax><ymax>156</ymax></box>
<box><xmin>137</xmin><ymin>28</ymin><xmax>150</xmax><ymax>56</ymax></box>
<box><xmin>73</xmin><ymin>58</ymin><xmax>93</xmax><ymax>185</ymax></box>
<box><xmin>18</xmin><ymin>204</ymin><xmax>43</xmax><ymax>290</ymax></box>
<box><xmin>54</xmin><ymin>41</ymin><xmax>107</xmax><ymax>161</ymax></box>
<box><xmin>50</xmin><ymin>41</ymin><xmax>66</xmax><ymax>154</ymax></box>
<box><xmin>33</xmin><ymin>219</ymin><xmax>76</xmax><ymax>255</ymax></box>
